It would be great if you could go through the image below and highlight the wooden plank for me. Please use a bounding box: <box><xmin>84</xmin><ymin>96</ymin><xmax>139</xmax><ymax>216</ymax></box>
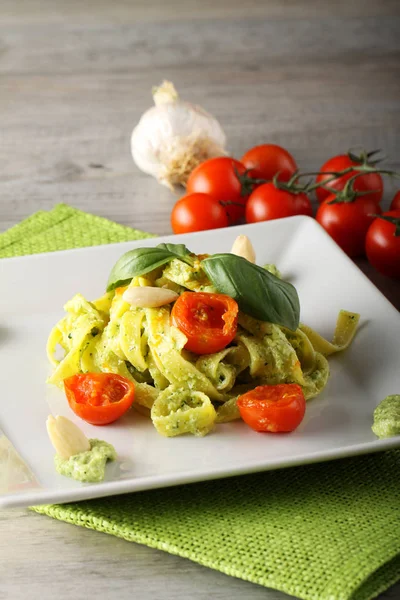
<box><xmin>1</xmin><ymin>16</ymin><xmax>400</xmax><ymax>75</ymax></box>
<box><xmin>1</xmin><ymin>0</ymin><xmax>400</xmax><ymax>24</ymax></box>
<box><xmin>1</xmin><ymin>507</ymin><xmax>399</xmax><ymax>600</ymax></box>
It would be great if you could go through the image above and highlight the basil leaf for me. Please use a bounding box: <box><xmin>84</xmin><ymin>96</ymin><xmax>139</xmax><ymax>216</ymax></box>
<box><xmin>156</xmin><ymin>243</ymin><xmax>194</xmax><ymax>261</ymax></box>
<box><xmin>107</xmin><ymin>243</ymin><xmax>194</xmax><ymax>291</ymax></box>
<box><xmin>202</xmin><ymin>254</ymin><xmax>300</xmax><ymax>331</ymax></box>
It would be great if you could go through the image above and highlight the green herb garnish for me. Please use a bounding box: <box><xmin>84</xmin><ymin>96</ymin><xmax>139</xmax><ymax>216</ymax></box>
<box><xmin>107</xmin><ymin>243</ymin><xmax>194</xmax><ymax>291</ymax></box>
<box><xmin>202</xmin><ymin>253</ymin><xmax>299</xmax><ymax>331</ymax></box>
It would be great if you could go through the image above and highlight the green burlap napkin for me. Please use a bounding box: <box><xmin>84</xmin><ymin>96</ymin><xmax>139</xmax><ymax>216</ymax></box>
<box><xmin>0</xmin><ymin>204</ymin><xmax>156</xmax><ymax>258</ymax></box>
<box><xmin>2</xmin><ymin>204</ymin><xmax>399</xmax><ymax>600</ymax></box>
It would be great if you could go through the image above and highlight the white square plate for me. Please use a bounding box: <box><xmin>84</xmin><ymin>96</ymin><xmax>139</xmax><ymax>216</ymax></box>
<box><xmin>1</xmin><ymin>216</ymin><xmax>399</xmax><ymax>508</ymax></box>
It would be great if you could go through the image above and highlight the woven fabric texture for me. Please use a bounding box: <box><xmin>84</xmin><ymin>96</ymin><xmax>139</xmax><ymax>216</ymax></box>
<box><xmin>2</xmin><ymin>205</ymin><xmax>399</xmax><ymax>600</ymax></box>
<box><xmin>0</xmin><ymin>204</ymin><xmax>155</xmax><ymax>258</ymax></box>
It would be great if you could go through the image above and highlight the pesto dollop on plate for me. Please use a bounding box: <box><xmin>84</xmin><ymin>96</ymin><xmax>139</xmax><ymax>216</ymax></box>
<box><xmin>371</xmin><ymin>395</ymin><xmax>400</xmax><ymax>439</ymax></box>
<box><xmin>55</xmin><ymin>439</ymin><xmax>117</xmax><ymax>483</ymax></box>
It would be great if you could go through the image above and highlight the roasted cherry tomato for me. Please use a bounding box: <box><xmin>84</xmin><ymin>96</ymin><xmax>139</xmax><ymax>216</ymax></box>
<box><xmin>186</xmin><ymin>157</ymin><xmax>250</xmax><ymax>223</ymax></box>
<box><xmin>316</xmin><ymin>194</ymin><xmax>381</xmax><ymax>257</ymax></box>
<box><xmin>241</xmin><ymin>144</ymin><xmax>297</xmax><ymax>182</ymax></box>
<box><xmin>64</xmin><ymin>373</ymin><xmax>135</xmax><ymax>425</ymax></box>
<box><xmin>237</xmin><ymin>384</ymin><xmax>306</xmax><ymax>433</ymax></box>
<box><xmin>245</xmin><ymin>182</ymin><xmax>312</xmax><ymax>223</ymax></box>
<box><xmin>171</xmin><ymin>292</ymin><xmax>238</xmax><ymax>355</ymax></box>
<box><xmin>365</xmin><ymin>210</ymin><xmax>400</xmax><ymax>279</ymax></box>
<box><xmin>390</xmin><ymin>191</ymin><xmax>400</xmax><ymax>211</ymax></box>
<box><xmin>171</xmin><ymin>193</ymin><xmax>228</xmax><ymax>234</ymax></box>
<box><xmin>315</xmin><ymin>154</ymin><xmax>383</xmax><ymax>205</ymax></box>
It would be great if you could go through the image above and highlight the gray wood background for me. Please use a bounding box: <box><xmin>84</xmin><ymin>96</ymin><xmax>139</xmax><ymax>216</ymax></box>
<box><xmin>1</xmin><ymin>1</ymin><xmax>399</xmax><ymax>599</ymax></box>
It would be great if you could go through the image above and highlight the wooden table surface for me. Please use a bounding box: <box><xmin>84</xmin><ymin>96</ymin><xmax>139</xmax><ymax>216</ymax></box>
<box><xmin>1</xmin><ymin>1</ymin><xmax>399</xmax><ymax>599</ymax></box>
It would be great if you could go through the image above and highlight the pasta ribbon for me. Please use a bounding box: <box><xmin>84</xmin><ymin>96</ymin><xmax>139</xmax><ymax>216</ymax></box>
<box><xmin>92</xmin><ymin>291</ymin><xmax>114</xmax><ymax>315</ymax></box>
<box><xmin>283</xmin><ymin>328</ymin><xmax>316</xmax><ymax>375</ymax></box>
<box><xmin>224</xmin><ymin>343</ymin><xmax>251</xmax><ymax>375</ymax></box>
<box><xmin>47</xmin><ymin>294</ymin><xmax>106</xmax><ymax>386</ymax></box>
<box><xmin>237</xmin><ymin>325</ymin><xmax>305</xmax><ymax>386</ymax></box>
<box><xmin>94</xmin><ymin>342</ymin><xmax>158</xmax><ymax>409</ymax></box>
<box><xmin>154</xmin><ymin>275</ymin><xmax>184</xmax><ymax>294</ymax></box>
<box><xmin>299</xmin><ymin>310</ymin><xmax>360</xmax><ymax>356</ymax></box>
<box><xmin>147</xmin><ymin>349</ymin><xmax>170</xmax><ymax>390</ymax></box>
<box><xmin>119</xmin><ymin>309</ymin><xmax>148</xmax><ymax>372</ymax></box>
<box><xmin>100</xmin><ymin>292</ymin><xmax>131</xmax><ymax>360</ymax></box>
<box><xmin>145</xmin><ymin>307</ymin><xmax>223</xmax><ymax>401</ymax></box>
<box><xmin>215</xmin><ymin>396</ymin><xmax>241</xmax><ymax>423</ymax></box>
<box><xmin>46</xmin><ymin>326</ymin><xmax>64</xmax><ymax>368</ymax></box>
<box><xmin>301</xmin><ymin>352</ymin><xmax>330</xmax><ymax>400</ymax></box>
<box><xmin>196</xmin><ymin>348</ymin><xmax>237</xmax><ymax>393</ymax></box>
<box><xmin>151</xmin><ymin>385</ymin><xmax>216</xmax><ymax>437</ymax></box>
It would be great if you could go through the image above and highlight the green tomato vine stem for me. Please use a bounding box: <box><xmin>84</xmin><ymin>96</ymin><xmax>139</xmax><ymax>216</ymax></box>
<box><xmin>234</xmin><ymin>148</ymin><xmax>400</xmax><ymax>200</ymax></box>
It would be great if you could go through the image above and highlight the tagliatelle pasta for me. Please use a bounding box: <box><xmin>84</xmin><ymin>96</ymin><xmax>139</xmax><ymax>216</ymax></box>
<box><xmin>151</xmin><ymin>386</ymin><xmax>217</xmax><ymax>437</ymax></box>
<box><xmin>47</xmin><ymin>243</ymin><xmax>360</xmax><ymax>438</ymax></box>
<box><xmin>299</xmin><ymin>311</ymin><xmax>360</xmax><ymax>356</ymax></box>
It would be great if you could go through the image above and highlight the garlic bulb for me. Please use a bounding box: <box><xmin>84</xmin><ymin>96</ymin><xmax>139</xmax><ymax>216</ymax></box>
<box><xmin>131</xmin><ymin>81</ymin><xmax>227</xmax><ymax>189</ymax></box>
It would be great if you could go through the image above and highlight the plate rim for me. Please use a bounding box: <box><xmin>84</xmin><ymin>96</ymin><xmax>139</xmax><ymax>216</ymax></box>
<box><xmin>1</xmin><ymin>436</ymin><xmax>399</xmax><ymax>508</ymax></box>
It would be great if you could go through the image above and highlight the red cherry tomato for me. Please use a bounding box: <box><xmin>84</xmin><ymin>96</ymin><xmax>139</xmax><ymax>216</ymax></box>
<box><xmin>171</xmin><ymin>292</ymin><xmax>238</xmax><ymax>355</ymax></box>
<box><xmin>64</xmin><ymin>373</ymin><xmax>135</xmax><ymax>426</ymax></box>
<box><xmin>186</xmin><ymin>157</ymin><xmax>249</xmax><ymax>223</ymax></box>
<box><xmin>241</xmin><ymin>144</ymin><xmax>297</xmax><ymax>182</ymax></box>
<box><xmin>315</xmin><ymin>154</ymin><xmax>383</xmax><ymax>205</ymax></box>
<box><xmin>237</xmin><ymin>384</ymin><xmax>306</xmax><ymax>433</ymax></box>
<box><xmin>316</xmin><ymin>194</ymin><xmax>381</xmax><ymax>257</ymax></box>
<box><xmin>171</xmin><ymin>193</ymin><xmax>228</xmax><ymax>234</ymax></box>
<box><xmin>365</xmin><ymin>210</ymin><xmax>400</xmax><ymax>279</ymax></box>
<box><xmin>390</xmin><ymin>191</ymin><xmax>400</xmax><ymax>211</ymax></box>
<box><xmin>245</xmin><ymin>182</ymin><xmax>313</xmax><ymax>223</ymax></box>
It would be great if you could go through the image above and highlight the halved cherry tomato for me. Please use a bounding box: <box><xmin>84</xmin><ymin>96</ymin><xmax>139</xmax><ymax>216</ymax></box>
<box><xmin>316</xmin><ymin>193</ymin><xmax>381</xmax><ymax>257</ymax></box>
<box><xmin>186</xmin><ymin>157</ymin><xmax>250</xmax><ymax>224</ymax></box>
<box><xmin>245</xmin><ymin>182</ymin><xmax>313</xmax><ymax>223</ymax></box>
<box><xmin>64</xmin><ymin>373</ymin><xmax>135</xmax><ymax>425</ymax></box>
<box><xmin>171</xmin><ymin>193</ymin><xmax>229</xmax><ymax>234</ymax></box>
<box><xmin>171</xmin><ymin>292</ymin><xmax>238</xmax><ymax>355</ymax></box>
<box><xmin>241</xmin><ymin>144</ymin><xmax>297</xmax><ymax>182</ymax></box>
<box><xmin>315</xmin><ymin>154</ymin><xmax>383</xmax><ymax>205</ymax></box>
<box><xmin>365</xmin><ymin>210</ymin><xmax>400</xmax><ymax>279</ymax></box>
<box><xmin>390</xmin><ymin>191</ymin><xmax>400</xmax><ymax>211</ymax></box>
<box><xmin>237</xmin><ymin>384</ymin><xmax>306</xmax><ymax>433</ymax></box>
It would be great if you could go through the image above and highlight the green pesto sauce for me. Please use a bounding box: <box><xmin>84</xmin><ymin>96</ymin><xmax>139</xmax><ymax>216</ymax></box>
<box><xmin>263</xmin><ymin>264</ymin><xmax>282</xmax><ymax>279</ymax></box>
<box><xmin>371</xmin><ymin>395</ymin><xmax>400</xmax><ymax>439</ymax></box>
<box><xmin>54</xmin><ymin>439</ymin><xmax>117</xmax><ymax>483</ymax></box>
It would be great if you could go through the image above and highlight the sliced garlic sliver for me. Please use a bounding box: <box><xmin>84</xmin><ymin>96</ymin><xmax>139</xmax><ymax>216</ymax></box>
<box><xmin>230</xmin><ymin>235</ymin><xmax>256</xmax><ymax>264</ymax></box>
<box><xmin>123</xmin><ymin>286</ymin><xmax>179</xmax><ymax>308</ymax></box>
<box><xmin>46</xmin><ymin>415</ymin><xmax>90</xmax><ymax>459</ymax></box>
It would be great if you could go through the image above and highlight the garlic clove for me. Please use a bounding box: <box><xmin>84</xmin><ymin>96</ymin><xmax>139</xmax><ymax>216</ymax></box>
<box><xmin>122</xmin><ymin>286</ymin><xmax>179</xmax><ymax>308</ymax></box>
<box><xmin>47</xmin><ymin>415</ymin><xmax>90</xmax><ymax>459</ymax></box>
<box><xmin>230</xmin><ymin>235</ymin><xmax>256</xmax><ymax>264</ymax></box>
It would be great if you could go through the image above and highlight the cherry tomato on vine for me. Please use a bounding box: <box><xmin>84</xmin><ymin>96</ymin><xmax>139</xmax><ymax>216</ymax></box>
<box><xmin>64</xmin><ymin>373</ymin><xmax>135</xmax><ymax>426</ymax></box>
<box><xmin>237</xmin><ymin>384</ymin><xmax>306</xmax><ymax>433</ymax></box>
<box><xmin>365</xmin><ymin>210</ymin><xmax>400</xmax><ymax>279</ymax></box>
<box><xmin>390</xmin><ymin>191</ymin><xmax>400</xmax><ymax>211</ymax></box>
<box><xmin>245</xmin><ymin>182</ymin><xmax>313</xmax><ymax>223</ymax></box>
<box><xmin>316</xmin><ymin>194</ymin><xmax>381</xmax><ymax>257</ymax></box>
<box><xmin>171</xmin><ymin>292</ymin><xmax>238</xmax><ymax>355</ymax></box>
<box><xmin>171</xmin><ymin>193</ymin><xmax>228</xmax><ymax>234</ymax></box>
<box><xmin>315</xmin><ymin>154</ymin><xmax>383</xmax><ymax>205</ymax></box>
<box><xmin>241</xmin><ymin>144</ymin><xmax>297</xmax><ymax>182</ymax></box>
<box><xmin>186</xmin><ymin>157</ymin><xmax>250</xmax><ymax>223</ymax></box>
